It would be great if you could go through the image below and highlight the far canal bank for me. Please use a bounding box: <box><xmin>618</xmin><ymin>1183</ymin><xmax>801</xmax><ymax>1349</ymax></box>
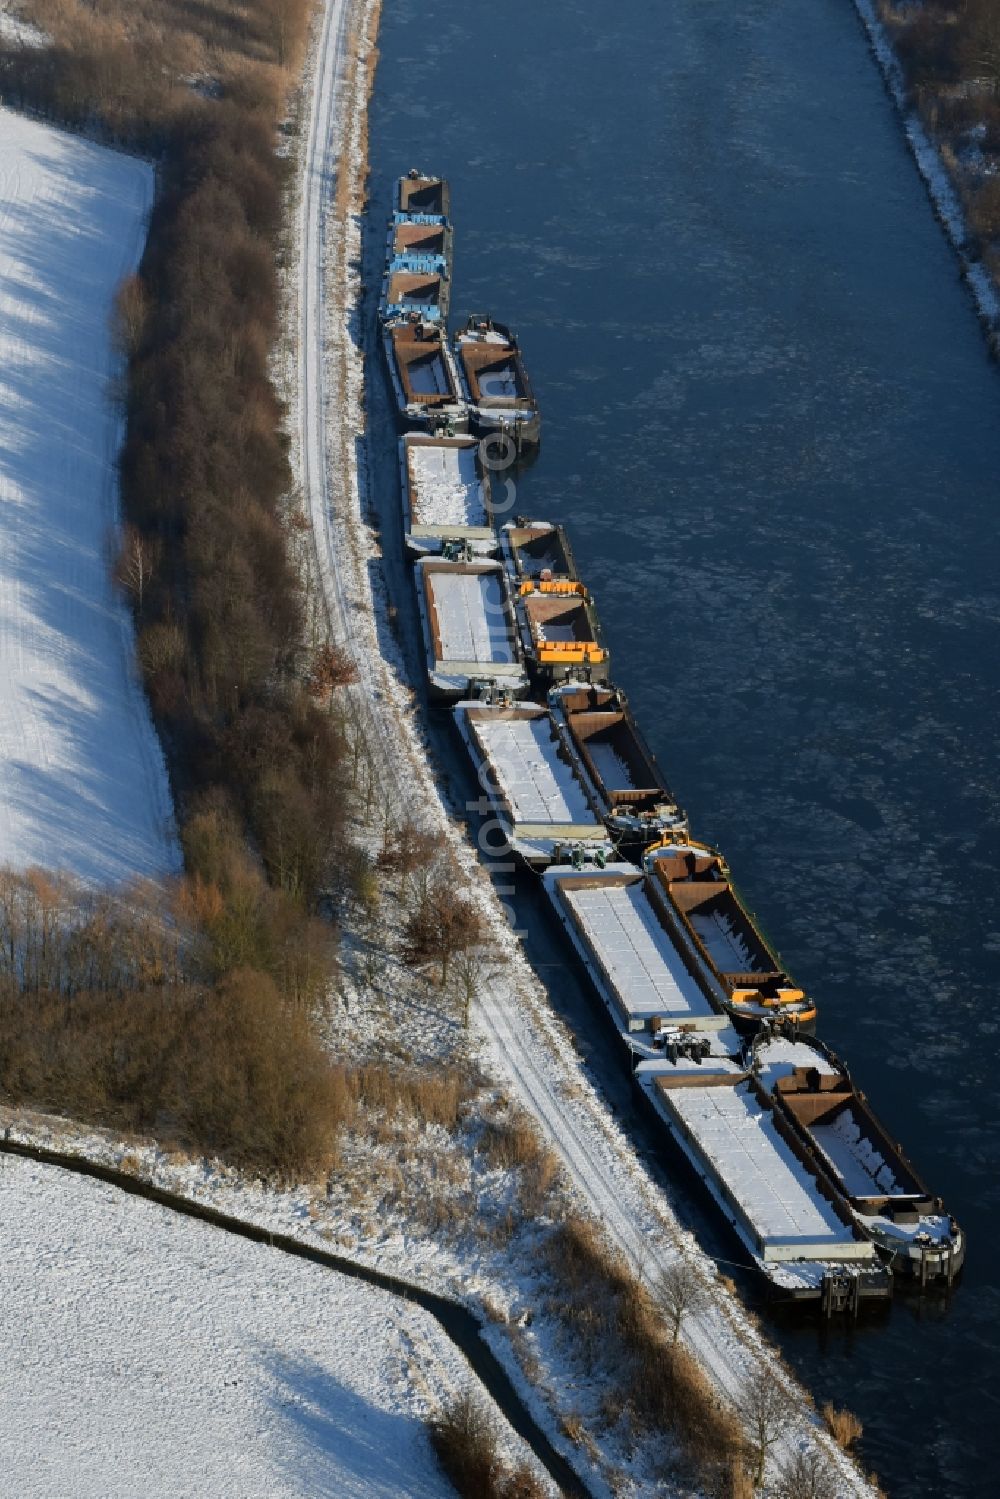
<box><xmin>366</xmin><ymin>1</ymin><xmax>1000</xmax><ymax>1493</ymax></box>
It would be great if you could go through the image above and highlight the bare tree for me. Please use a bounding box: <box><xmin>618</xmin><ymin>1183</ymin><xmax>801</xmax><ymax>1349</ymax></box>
<box><xmin>116</xmin><ymin>523</ymin><xmax>158</xmax><ymax>616</ymax></box>
<box><xmin>743</xmin><ymin>1375</ymin><xmax>796</xmax><ymax>1492</ymax></box>
<box><xmin>403</xmin><ymin>878</ymin><xmax>484</xmax><ymax>987</ymax></box>
<box><xmin>653</xmin><ymin>1257</ymin><xmax>707</xmax><ymax>1343</ymax></box>
<box><xmin>775</xmin><ymin>1449</ymin><xmax>839</xmax><ymax>1499</ymax></box>
<box><xmin>449</xmin><ymin>945</ymin><xmax>505</xmax><ymax>1028</ymax></box>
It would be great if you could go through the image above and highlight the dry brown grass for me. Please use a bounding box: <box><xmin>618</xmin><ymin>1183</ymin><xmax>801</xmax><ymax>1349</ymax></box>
<box><xmin>821</xmin><ymin>1401</ymin><xmax>863</xmax><ymax>1453</ymax></box>
<box><xmin>479</xmin><ymin>1111</ymin><xmax>561</xmax><ymax>1216</ymax></box>
<box><xmin>355</xmin><ymin>1063</ymin><xmax>474</xmax><ymax>1132</ymax></box>
<box><xmin>724</xmin><ymin>1459</ymin><xmax>755</xmax><ymax>1499</ymax></box>
<box><xmin>427</xmin><ymin>1392</ymin><xmax>548</xmax><ymax>1499</ymax></box>
<box><xmin>543</xmin><ymin>1213</ymin><xmax>747</xmax><ymax>1486</ymax></box>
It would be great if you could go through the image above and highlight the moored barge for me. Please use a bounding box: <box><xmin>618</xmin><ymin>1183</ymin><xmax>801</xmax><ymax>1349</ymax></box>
<box><xmin>500</xmin><ymin>521</ymin><xmax>578</xmax><ymax>586</ymax></box>
<box><xmin>637</xmin><ymin>1057</ymin><xmax>889</xmax><ymax>1309</ymax></box>
<box><xmin>455</xmin><ymin>700</ymin><xmax>612</xmax><ymax>866</ymax></box>
<box><xmin>754</xmin><ymin>1031</ymin><xmax>964</xmax><ymax>1285</ymax></box>
<box><xmin>544</xmin><ymin>862</ymin><xmax>728</xmax><ymax>1038</ymax></box>
<box><xmin>514</xmin><ymin>579</ymin><xmax>609</xmax><ymax>686</ymax></box>
<box><xmin>381</xmin><ymin>264</ymin><xmax>451</xmax><ymax>324</ymax></box>
<box><xmin>644</xmin><ymin>842</ymin><xmax>817</xmax><ymax>1031</ymax></box>
<box><xmin>389</xmin><ymin>217</ymin><xmax>453</xmax><ymax>262</ymax></box>
<box><xmin>382</xmin><ymin>316</ymin><xmax>467</xmax><ymax>433</ymax></box>
<box><xmin>395</xmin><ymin>169</ymin><xmax>450</xmax><ymax>220</ymax></box>
<box><xmin>454</xmin><ymin>315</ymin><xmax>540</xmax><ymax>454</ymax></box>
<box><xmin>400</xmin><ymin>433</ymin><xmax>495</xmax><ymax>556</ymax></box>
<box><xmin>549</xmin><ymin>683</ymin><xmax>688</xmax><ymax>853</ymax></box>
<box><xmin>414</xmin><ymin>556</ymin><xmax>527</xmax><ymax>702</ymax></box>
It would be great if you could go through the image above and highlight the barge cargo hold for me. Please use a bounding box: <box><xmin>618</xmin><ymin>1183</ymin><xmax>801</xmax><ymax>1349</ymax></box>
<box><xmin>549</xmin><ymin>683</ymin><xmax>688</xmax><ymax>852</ymax></box>
<box><xmin>414</xmin><ymin>557</ymin><xmax>527</xmax><ymax>701</ymax></box>
<box><xmin>381</xmin><ymin>264</ymin><xmax>451</xmax><ymax>324</ymax></box>
<box><xmin>755</xmin><ymin>1033</ymin><xmax>965</xmax><ymax>1285</ymax></box>
<box><xmin>395</xmin><ymin>169</ymin><xmax>450</xmax><ymax>220</ymax></box>
<box><xmin>454</xmin><ymin>316</ymin><xmax>540</xmax><ymax>453</ymax></box>
<box><xmin>515</xmin><ymin>580</ymin><xmax>609</xmax><ymax>686</ymax></box>
<box><xmin>456</xmin><ymin>701</ymin><xmax>611</xmax><ymax>866</ymax></box>
<box><xmin>400</xmin><ymin>434</ymin><xmax>495</xmax><ymax>556</ymax></box>
<box><xmin>543</xmin><ymin>864</ymin><xmax>727</xmax><ymax>1037</ymax></box>
<box><xmin>382</xmin><ymin>317</ymin><xmax>467</xmax><ymax>433</ymax></box>
<box><xmin>390</xmin><ymin>218</ymin><xmax>452</xmax><ymax>261</ymax></box>
<box><xmin>500</xmin><ymin>521</ymin><xmax>578</xmax><ymax>585</ymax></box>
<box><xmin>645</xmin><ymin>843</ymin><xmax>817</xmax><ymax>1031</ymax></box>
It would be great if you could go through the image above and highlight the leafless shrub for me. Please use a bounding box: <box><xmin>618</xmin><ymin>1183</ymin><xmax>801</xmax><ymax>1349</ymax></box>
<box><xmin>403</xmin><ymin>877</ymin><xmax>484</xmax><ymax>986</ymax></box>
<box><xmin>306</xmin><ymin>642</ymin><xmax>358</xmax><ymax>696</ymax></box>
<box><xmin>967</xmin><ymin>174</ymin><xmax>1000</xmax><ymax>244</ymax></box>
<box><xmin>653</xmin><ymin>1257</ymin><xmax>708</xmax><ymax>1344</ymax></box>
<box><xmin>775</xmin><ymin>1448</ymin><xmax>839</xmax><ymax>1499</ymax></box>
<box><xmin>428</xmin><ymin>1391</ymin><xmax>501</xmax><ymax>1497</ymax></box>
<box><xmin>743</xmin><ymin>1375</ymin><xmax>796</xmax><ymax>1491</ymax></box>
<box><xmin>379</xmin><ymin>820</ymin><xmax>444</xmax><ymax>878</ymax></box>
<box><xmin>496</xmin><ymin>1466</ymin><xmax>549</xmax><ymax>1499</ymax></box>
<box><xmin>428</xmin><ymin>1391</ymin><xmax>549</xmax><ymax>1499</ymax></box>
<box><xmin>111</xmin><ymin>274</ymin><xmax>150</xmax><ymax>356</ymax></box>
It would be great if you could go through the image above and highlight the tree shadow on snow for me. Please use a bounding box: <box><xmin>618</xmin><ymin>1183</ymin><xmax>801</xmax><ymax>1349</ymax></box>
<box><xmin>261</xmin><ymin>1348</ymin><xmax>445</xmax><ymax>1499</ymax></box>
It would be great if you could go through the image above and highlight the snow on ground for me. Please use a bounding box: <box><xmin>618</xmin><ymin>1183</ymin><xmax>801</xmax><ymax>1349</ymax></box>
<box><xmin>0</xmin><ymin>2</ymin><xmax>46</xmax><ymax>47</ymax></box>
<box><xmin>0</xmin><ymin>109</ymin><xmax>177</xmax><ymax>882</ymax></box>
<box><xmin>0</xmin><ymin>1154</ymin><xmax>490</xmax><ymax>1499</ymax></box>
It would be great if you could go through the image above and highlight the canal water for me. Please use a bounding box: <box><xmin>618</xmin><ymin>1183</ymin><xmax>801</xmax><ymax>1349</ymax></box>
<box><xmin>365</xmin><ymin>1</ymin><xmax>1000</xmax><ymax>1491</ymax></box>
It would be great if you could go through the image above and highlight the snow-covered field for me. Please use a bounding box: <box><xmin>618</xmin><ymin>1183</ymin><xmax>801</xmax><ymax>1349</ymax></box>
<box><xmin>0</xmin><ymin>1155</ymin><xmax>472</xmax><ymax>1499</ymax></box>
<box><xmin>0</xmin><ymin>109</ymin><xmax>177</xmax><ymax>882</ymax></box>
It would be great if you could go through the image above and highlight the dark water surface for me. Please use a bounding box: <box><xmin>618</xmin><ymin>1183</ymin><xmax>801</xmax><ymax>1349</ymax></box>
<box><xmin>366</xmin><ymin>1</ymin><xmax>1000</xmax><ymax>1491</ymax></box>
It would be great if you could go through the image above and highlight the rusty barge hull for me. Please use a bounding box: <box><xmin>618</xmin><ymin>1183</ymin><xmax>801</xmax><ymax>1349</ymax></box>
<box><xmin>549</xmin><ymin>683</ymin><xmax>688</xmax><ymax>852</ymax></box>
